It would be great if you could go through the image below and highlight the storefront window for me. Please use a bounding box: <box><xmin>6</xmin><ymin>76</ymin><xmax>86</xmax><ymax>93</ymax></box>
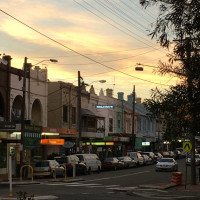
<box><xmin>0</xmin><ymin>143</ymin><xmax>7</xmax><ymax>168</ymax></box>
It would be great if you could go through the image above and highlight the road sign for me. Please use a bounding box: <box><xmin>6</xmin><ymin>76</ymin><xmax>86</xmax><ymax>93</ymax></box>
<box><xmin>183</xmin><ymin>141</ymin><xmax>192</xmax><ymax>152</ymax></box>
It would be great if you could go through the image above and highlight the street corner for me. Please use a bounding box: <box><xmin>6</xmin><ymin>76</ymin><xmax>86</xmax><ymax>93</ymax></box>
<box><xmin>0</xmin><ymin>195</ymin><xmax>59</xmax><ymax>200</ymax></box>
<box><xmin>139</xmin><ymin>182</ymin><xmax>177</xmax><ymax>190</ymax></box>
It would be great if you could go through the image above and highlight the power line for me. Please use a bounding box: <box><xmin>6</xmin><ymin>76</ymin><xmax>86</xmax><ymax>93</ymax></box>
<box><xmin>0</xmin><ymin>9</ymin><xmax>170</xmax><ymax>86</ymax></box>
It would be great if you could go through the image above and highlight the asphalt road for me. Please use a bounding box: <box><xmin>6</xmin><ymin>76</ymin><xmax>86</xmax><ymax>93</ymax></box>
<box><xmin>0</xmin><ymin>158</ymin><xmax>199</xmax><ymax>200</ymax></box>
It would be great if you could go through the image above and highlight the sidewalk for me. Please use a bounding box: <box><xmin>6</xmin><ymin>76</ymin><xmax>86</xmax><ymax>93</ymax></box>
<box><xmin>0</xmin><ymin>177</ymin><xmax>84</xmax><ymax>200</ymax></box>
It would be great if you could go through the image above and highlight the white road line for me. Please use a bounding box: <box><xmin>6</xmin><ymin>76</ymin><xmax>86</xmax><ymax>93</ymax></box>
<box><xmin>85</xmin><ymin>171</ymin><xmax>150</xmax><ymax>182</ymax></box>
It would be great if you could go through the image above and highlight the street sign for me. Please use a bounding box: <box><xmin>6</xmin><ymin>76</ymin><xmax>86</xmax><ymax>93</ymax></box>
<box><xmin>183</xmin><ymin>141</ymin><xmax>192</xmax><ymax>152</ymax></box>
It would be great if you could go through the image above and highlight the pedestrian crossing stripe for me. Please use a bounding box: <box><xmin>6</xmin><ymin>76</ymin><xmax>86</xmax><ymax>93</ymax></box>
<box><xmin>183</xmin><ymin>141</ymin><xmax>192</xmax><ymax>152</ymax></box>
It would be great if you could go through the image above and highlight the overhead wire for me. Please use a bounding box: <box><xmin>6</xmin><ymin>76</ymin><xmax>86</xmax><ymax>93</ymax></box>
<box><xmin>0</xmin><ymin>9</ymin><xmax>170</xmax><ymax>87</ymax></box>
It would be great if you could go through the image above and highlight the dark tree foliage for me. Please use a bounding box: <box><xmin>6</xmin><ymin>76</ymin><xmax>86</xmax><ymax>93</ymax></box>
<box><xmin>141</xmin><ymin>0</ymin><xmax>200</xmax><ymax>184</ymax></box>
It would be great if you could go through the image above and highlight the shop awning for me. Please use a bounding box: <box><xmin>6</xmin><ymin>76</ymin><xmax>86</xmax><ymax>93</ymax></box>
<box><xmin>81</xmin><ymin>109</ymin><xmax>104</xmax><ymax>118</ymax></box>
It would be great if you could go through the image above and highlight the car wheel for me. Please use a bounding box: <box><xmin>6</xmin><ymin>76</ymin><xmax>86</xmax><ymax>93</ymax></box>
<box><xmin>88</xmin><ymin>167</ymin><xmax>91</xmax><ymax>175</ymax></box>
<box><xmin>97</xmin><ymin>166</ymin><xmax>101</xmax><ymax>173</ymax></box>
<box><xmin>82</xmin><ymin>167</ymin><xmax>87</xmax><ymax>175</ymax></box>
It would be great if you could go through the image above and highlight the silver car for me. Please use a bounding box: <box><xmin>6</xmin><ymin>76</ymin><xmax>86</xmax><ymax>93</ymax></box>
<box><xmin>186</xmin><ymin>154</ymin><xmax>200</xmax><ymax>166</ymax></box>
<box><xmin>155</xmin><ymin>158</ymin><xmax>178</xmax><ymax>172</ymax></box>
<box><xmin>33</xmin><ymin>160</ymin><xmax>65</xmax><ymax>178</ymax></box>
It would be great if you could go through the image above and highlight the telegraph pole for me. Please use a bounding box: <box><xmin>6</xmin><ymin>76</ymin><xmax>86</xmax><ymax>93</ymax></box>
<box><xmin>131</xmin><ymin>85</ymin><xmax>136</xmax><ymax>151</ymax></box>
<box><xmin>77</xmin><ymin>71</ymin><xmax>82</xmax><ymax>152</ymax></box>
<box><xmin>20</xmin><ymin>57</ymin><xmax>27</xmax><ymax>166</ymax></box>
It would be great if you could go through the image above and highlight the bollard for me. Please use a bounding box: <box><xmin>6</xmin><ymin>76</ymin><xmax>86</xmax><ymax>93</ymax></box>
<box><xmin>199</xmin><ymin>167</ymin><xmax>200</xmax><ymax>182</ymax></box>
<box><xmin>171</xmin><ymin>172</ymin><xmax>182</xmax><ymax>185</ymax></box>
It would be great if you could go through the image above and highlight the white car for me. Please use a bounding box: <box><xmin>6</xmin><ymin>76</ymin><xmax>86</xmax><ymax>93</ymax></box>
<box><xmin>186</xmin><ymin>154</ymin><xmax>200</xmax><ymax>166</ymax></box>
<box><xmin>155</xmin><ymin>158</ymin><xmax>178</xmax><ymax>172</ymax></box>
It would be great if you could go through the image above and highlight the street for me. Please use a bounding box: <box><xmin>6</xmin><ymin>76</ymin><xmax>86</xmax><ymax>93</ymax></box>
<box><xmin>1</xmin><ymin>158</ymin><xmax>199</xmax><ymax>199</ymax></box>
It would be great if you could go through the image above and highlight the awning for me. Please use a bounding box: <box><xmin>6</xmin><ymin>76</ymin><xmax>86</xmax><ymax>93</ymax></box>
<box><xmin>81</xmin><ymin>109</ymin><xmax>104</xmax><ymax>118</ymax></box>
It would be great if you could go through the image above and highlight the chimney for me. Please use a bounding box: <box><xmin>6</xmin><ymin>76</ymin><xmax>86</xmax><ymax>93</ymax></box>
<box><xmin>3</xmin><ymin>55</ymin><xmax>12</xmax><ymax>67</ymax></box>
<box><xmin>118</xmin><ymin>92</ymin><xmax>124</xmax><ymax>100</ymax></box>
<box><xmin>106</xmin><ymin>89</ymin><xmax>113</xmax><ymax>97</ymax></box>
<box><xmin>127</xmin><ymin>94</ymin><xmax>133</xmax><ymax>103</ymax></box>
<box><xmin>136</xmin><ymin>97</ymin><xmax>142</xmax><ymax>104</ymax></box>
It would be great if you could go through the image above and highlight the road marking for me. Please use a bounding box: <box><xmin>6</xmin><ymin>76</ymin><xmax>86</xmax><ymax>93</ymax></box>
<box><xmin>84</xmin><ymin>171</ymin><xmax>150</xmax><ymax>182</ymax></box>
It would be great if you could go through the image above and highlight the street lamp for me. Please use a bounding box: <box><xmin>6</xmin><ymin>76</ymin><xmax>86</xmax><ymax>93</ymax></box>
<box><xmin>131</xmin><ymin>67</ymin><xmax>144</xmax><ymax>151</ymax></box>
<box><xmin>20</xmin><ymin>57</ymin><xmax>58</xmax><ymax>166</ymax></box>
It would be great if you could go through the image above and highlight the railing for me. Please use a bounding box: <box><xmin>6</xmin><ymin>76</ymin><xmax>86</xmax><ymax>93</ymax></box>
<box><xmin>53</xmin><ymin>164</ymin><xmax>66</xmax><ymax>180</ymax></box>
<box><xmin>20</xmin><ymin>165</ymin><xmax>33</xmax><ymax>181</ymax></box>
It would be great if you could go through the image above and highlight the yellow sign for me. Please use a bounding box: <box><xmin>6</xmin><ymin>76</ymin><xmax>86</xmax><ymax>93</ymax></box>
<box><xmin>183</xmin><ymin>141</ymin><xmax>192</xmax><ymax>152</ymax></box>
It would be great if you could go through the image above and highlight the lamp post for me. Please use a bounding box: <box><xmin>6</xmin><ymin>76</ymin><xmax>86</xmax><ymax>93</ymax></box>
<box><xmin>20</xmin><ymin>57</ymin><xmax>58</xmax><ymax>166</ymax></box>
<box><xmin>131</xmin><ymin>67</ymin><xmax>144</xmax><ymax>151</ymax></box>
<box><xmin>76</xmin><ymin>71</ymin><xmax>106</xmax><ymax>153</ymax></box>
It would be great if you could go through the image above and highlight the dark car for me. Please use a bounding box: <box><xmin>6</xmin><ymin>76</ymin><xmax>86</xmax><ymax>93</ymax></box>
<box><xmin>142</xmin><ymin>152</ymin><xmax>156</xmax><ymax>163</ymax></box>
<box><xmin>154</xmin><ymin>152</ymin><xmax>163</xmax><ymax>161</ymax></box>
<box><xmin>54</xmin><ymin>155</ymin><xmax>87</xmax><ymax>176</ymax></box>
<box><xmin>102</xmin><ymin>157</ymin><xmax>123</xmax><ymax>170</ymax></box>
<box><xmin>141</xmin><ymin>154</ymin><xmax>154</xmax><ymax>165</ymax></box>
<box><xmin>117</xmin><ymin>156</ymin><xmax>136</xmax><ymax>168</ymax></box>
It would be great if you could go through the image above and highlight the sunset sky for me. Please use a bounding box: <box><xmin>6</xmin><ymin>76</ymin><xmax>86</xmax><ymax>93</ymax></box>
<box><xmin>0</xmin><ymin>0</ymin><xmax>180</xmax><ymax>101</ymax></box>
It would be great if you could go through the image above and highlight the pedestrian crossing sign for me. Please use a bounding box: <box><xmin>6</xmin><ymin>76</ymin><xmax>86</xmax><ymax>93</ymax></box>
<box><xmin>183</xmin><ymin>141</ymin><xmax>192</xmax><ymax>152</ymax></box>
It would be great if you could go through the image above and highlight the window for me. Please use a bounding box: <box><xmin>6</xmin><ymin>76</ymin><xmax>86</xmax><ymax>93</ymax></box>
<box><xmin>109</xmin><ymin>118</ymin><xmax>113</xmax><ymax>132</ymax></box>
<box><xmin>0</xmin><ymin>144</ymin><xmax>7</xmax><ymax>168</ymax></box>
<box><xmin>63</xmin><ymin>105</ymin><xmax>68</xmax><ymax>122</ymax></box>
<box><xmin>118</xmin><ymin>120</ymin><xmax>120</xmax><ymax>129</ymax></box>
<box><xmin>72</xmin><ymin>107</ymin><xmax>76</xmax><ymax>124</ymax></box>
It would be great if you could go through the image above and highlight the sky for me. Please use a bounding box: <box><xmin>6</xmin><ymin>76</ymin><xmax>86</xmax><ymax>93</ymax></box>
<box><xmin>0</xmin><ymin>0</ymin><xmax>181</xmax><ymax>101</ymax></box>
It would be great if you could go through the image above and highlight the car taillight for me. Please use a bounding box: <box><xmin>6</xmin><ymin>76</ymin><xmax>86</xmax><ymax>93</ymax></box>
<box><xmin>48</xmin><ymin>166</ymin><xmax>51</xmax><ymax>172</ymax></box>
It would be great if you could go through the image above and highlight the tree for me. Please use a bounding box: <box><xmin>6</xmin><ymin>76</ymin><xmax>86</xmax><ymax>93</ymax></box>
<box><xmin>141</xmin><ymin>0</ymin><xmax>200</xmax><ymax>185</ymax></box>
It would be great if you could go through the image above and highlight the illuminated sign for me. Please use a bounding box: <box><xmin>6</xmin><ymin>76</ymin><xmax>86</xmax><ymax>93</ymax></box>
<box><xmin>41</xmin><ymin>139</ymin><xmax>64</xmax><ymax>145</ymax></box>
<box><xmin>95</xmin><ymin>105</ymin><xmax>115</xmax><ymax>109</ymax></box>
<box><xmin>142</xmin><ymin>142</ymin><xmax>150</xmax><ymax>146</ymax></box>
<box><xmin>83</xmin><ymin>142</ymin><xmax>114</xmax><ymax>146</ymax></box>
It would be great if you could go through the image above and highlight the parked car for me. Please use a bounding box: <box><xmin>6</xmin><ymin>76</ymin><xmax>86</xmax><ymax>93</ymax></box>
<box><xmin>75</xmin><ymin>154</ymin><xmax>101</xmax><ymax>174</ymax></box>
<box><xmin>176</xmin><ymin>147</ymin><xmax>186</xmax><ymax>158</ymax></box>
<box><xmin>186</xmin><ymin>154</ymin><xmax>200</xmax><ymax>166</ymax></box>
<box><xmin>168</xmin><ymin>151</ymin><xmax>175</xmax><ymax>158</ymax></box>
<box><xmin>33</xmin><ymin>160</ymin><xmax>65</xmax><ymax>178</ymax></box>
<box><xmin>54</xmin><ymin>155</ymin><xmax>87</xmax><ymax>176</ymax></box>
<box><xmin>102</xmin><ymin>157</ymin><xmax>123</xmax><ymax>170</ymax></box>
<box><xmin>127</xmin><ymin>152</ymin><xmax>144</xmax><ymax>166</ymax></box>
<box><xmin>173</xmin><ymin>150</ymin><xmax>182</xmax><ymax>159</ymax></box>
<box><xmin>155</xmin><ymin>158</ymin><xmax>178</xmax><ymax>172</ymax></box>
<box><xmin>142</xmin><ymin>152</ymin><xmax>156</xmax><ymax>163</ymax></box>
<box><xmin>117</xmin><ymin>156</ymin><xmax>136</xmax><ymax>168</ymax></box>
<box><xmin>141</xmin><ymin>154</ymin><xmax>154</xmax><ymax>165</ymax></box>
<box><xmin>161</xmin><ymin>151</ymin><xmax>171</xmax><ymax>158</ymax></box>
<box><xmin>154</xmin><ymin>152</ymin><xmax>163</xmax><ymax>161</ymax></box>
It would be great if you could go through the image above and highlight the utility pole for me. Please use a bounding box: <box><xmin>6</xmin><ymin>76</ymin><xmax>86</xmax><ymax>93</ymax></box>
<box><xmin>20</xmin><ymin>57</ymin><xmax>27</xmax><ymax>166</ymax></box>
<box><xmin>131</xmin><ymin>85</ymin><xmax>136</xmax><ymax>151</ymax></box>
<box><xmin>77</xmin><ymin>71</ymin><xmax>82</xmax><ymax>153</ymax></box>
<box><xmin>185</xmin><ymin>38</ymin><xmax>196</xmax><ymax>185</ymax></box>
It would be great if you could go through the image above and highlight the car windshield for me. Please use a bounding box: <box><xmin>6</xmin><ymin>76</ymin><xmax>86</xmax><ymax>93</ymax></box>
<box><xmin>55</xmin><ymin>157</ymin><xmax>68</xmax><ymax>164</ymax></box>
<box><xmin>118</xmin><ymin>157</ymin><xmax>125</xmax><ymax>161</ymax></box>
<box><xmin>159</xmin><ymin>158</ymin><xmax>173</xmax><ymax>163</ymax></box>
<box><xmin>104</xmin><ymin>158</ymin><xmax>113</xmax><ymax>162</ymax></box>
<box><xmin>35</xmin><ymin>161</ymin><xmax>49</xmax><ymax>167</ymax></box>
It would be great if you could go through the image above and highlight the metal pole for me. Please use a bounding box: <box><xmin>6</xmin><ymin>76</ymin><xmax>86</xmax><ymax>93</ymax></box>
<box><xmin>8</xmin><ymin>155</ymin><xmax>13</xmax><ymax>197</ymax></box>
<box><xmin>20</xmin><ymin>57</ymin><xmax>27</xmax><ymax>166</ymax></box>
<box><xmin>131</xmin><ymin>85</ymin><xmax>135</xmax><ymax>151</ymax></box>
<box><xmin>77</xmin><ymin>71</ymin><xmax>82</xmax><ymax>153</ymax></box>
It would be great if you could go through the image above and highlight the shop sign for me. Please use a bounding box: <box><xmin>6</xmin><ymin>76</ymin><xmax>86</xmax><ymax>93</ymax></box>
<box><xmin>142</xmin><ymin>142</ymin><xmax>150</xmax><ymax>146</ymax></box>
<box><xmin>41</xmin><ymin>139</ymin><xmax>64</xmax><ymax>145</ymax></box>
<box><xmin>23</xmin><ymin>125</ymin><xmax>42</xmax><ymax>149</ymax></box>
<box><xmin>135</xmin><ymin>138</ymin><xmax>142</xmax><ymax>150</ymax></box>
<box><xmin>63</xmin><ymin>141</ymin><xmax>74</xmax><ymax>148</ymax></box>
<box><xmin>0</xmin><ymin>122</ymin><xmax>16</xmax><ymax>130</ymax></box>
<box><xmin>95</xmin><ymin>105</ymin><xmax>115</xmax><ymax>109</ymax></box>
